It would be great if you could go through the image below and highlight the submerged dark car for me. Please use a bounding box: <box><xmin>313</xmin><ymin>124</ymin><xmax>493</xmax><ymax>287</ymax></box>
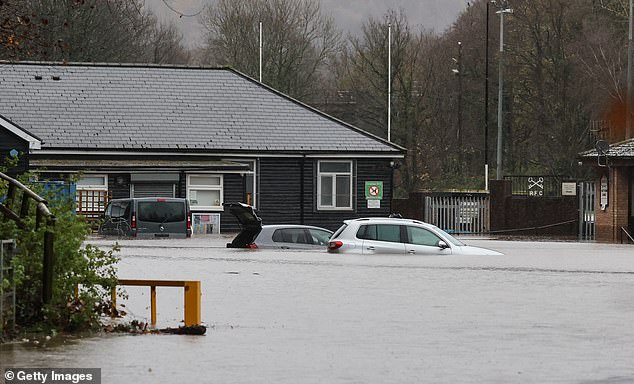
<box><xmin>224</xmin><ymin>202</ymin><xmax>333</xmax><ymax>249</ymax></box>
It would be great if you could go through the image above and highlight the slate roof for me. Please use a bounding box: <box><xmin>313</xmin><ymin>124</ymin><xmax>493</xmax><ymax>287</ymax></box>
<box><xmin>0</xmin><ymin>62</ymin><xmax>403</xmax><ymax>155</ymax></box>
<box><xmin>579</xmin><ymin>138</ymin><xmax>634</xmax><ymax>158</ymax></box>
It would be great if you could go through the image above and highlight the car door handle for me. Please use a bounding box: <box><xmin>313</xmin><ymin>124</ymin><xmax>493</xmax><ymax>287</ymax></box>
<box><xmin>408</xmin><ymin>250</ymin><xmax>416</xmax><ymax>254</ymax></box>
<box><xmin>366</xmin><ymin>246</ymin><xmax>375</xmax><ymax>251</ymax></box>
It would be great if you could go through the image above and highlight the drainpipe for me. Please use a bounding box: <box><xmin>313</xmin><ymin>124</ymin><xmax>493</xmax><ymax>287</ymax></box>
<box><xmin>300</xmin><ymin>155</ymin><xmax>305</xmax><ymax>225</ymax></box>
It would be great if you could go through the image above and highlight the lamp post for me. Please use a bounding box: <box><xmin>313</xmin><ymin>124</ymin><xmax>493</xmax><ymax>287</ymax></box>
<box><xmin>484</xmin><ymin>1</ymin><xmax>490</xmax><ymax>190</ymax></box>
<box><xmin>494</xmin><ymin>1</ymin><xmax>512</xmax><ymax>180</ymax></box>
<box><xmin>452</xmin><ymin>42</ymin><xmax>463</xmax><ymax>168</ymax></box>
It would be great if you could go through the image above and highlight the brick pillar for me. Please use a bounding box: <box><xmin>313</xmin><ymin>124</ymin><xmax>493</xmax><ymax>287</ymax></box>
<box><xmin>595</xmin><ymin>167</ymin><xmax>630</xmax><ymax>243</ymax></box>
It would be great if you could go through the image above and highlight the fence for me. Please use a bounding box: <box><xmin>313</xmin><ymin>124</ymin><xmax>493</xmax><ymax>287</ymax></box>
<box><xmin>424</xmin><ymin>193</ymin><xmax>490</xmax><ymax>234</ymax></box>
<box><xmin>504</xmin><ymin>175</ymin><xmax>565</xmax><ymax>197</ymax></box>
<box><xmin>579</xmin><ymin>181</ymin><xmax>596</xmax><ymax>241</ymax></box>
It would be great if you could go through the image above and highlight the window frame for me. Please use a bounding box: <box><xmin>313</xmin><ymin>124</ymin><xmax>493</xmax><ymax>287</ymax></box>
<box><xmin>186</xmin><ymin>174</ymin><xmax>224</xmax><ymax>211</ymax></box>
<box><xmin>316</xmin><ymin>160</ymin><xmax>354</xmax><ymax>211</ymax></box>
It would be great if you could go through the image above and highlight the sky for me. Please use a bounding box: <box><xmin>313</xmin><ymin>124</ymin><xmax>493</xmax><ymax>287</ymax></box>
<box><xmin>149</xmin><ymin>0</ymin><xmax>471</xmax><ymax>48</ymax></box>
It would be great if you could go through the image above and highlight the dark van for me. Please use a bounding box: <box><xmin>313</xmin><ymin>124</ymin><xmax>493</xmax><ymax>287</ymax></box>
<box><xmin>99</xmin><ymin>197</ymin><xmax>191</xmax><ymax>238</ymax></box>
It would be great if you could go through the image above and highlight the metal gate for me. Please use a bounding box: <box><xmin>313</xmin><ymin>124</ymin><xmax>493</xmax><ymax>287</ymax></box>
<box><xmin>424</xmin><ymin>193</ymin><xmax>490</xmax><ymax>234</ymax></box>
<box><xmin>1</xmin><ymin>239</ymin><xmax>16</xmax><ymax>341</ymax></box>
<box><xmin>579</xmin><ymin>181</ymin><xmax>596</xmax><ymax>241</ymax></box>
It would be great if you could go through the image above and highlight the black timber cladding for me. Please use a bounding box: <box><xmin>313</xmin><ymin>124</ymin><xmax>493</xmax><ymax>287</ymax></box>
<box><xmin>0</xmin><ymin>129</ymin><xmax>28</xmax><ymax>174</ymax></box>
<box><xmin>250</xmin><ymin>158</ymin><xmax>394</xmax><ymax>232</ymax></box>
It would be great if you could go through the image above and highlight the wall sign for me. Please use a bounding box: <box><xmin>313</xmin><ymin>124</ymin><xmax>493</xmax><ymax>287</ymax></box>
<box><xmin>600</xmin><ymin>175</ymin><xmax>609</xmax><ymax>211</ymax></box>
<box><xmin>561</xmin><ymin>182</ymin><xmax>577</xmax><ymax>196</ymax></box>
<box><xmin>365</xmin><ymin>181</ymin><xmax>383</xmax><ymax>200</ymax></box>
<box><xmin>528</xmin><ymin>177</ymin><xmax>544</xmax><ymax>197</ymax></box>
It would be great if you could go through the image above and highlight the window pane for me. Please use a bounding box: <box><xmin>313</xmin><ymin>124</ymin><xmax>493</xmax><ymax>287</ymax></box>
<box><xmin>309</xmin><ymin>229</ymin><xmax>332</xmax><ymax>245</ymax></box>
<box><xmin>335</xmin><ymin>175</ymin><xmax>351</xmax><ymax>207</ymax></box>
<box><xmin>189</xmin><ymin>176</ymin><xmax>221</xmax><ymax>186</ymax></box>
<box><xmin>356</xmin><ymin>224</ymin><xmax>376</xmax><ymax>240</ymax></box>
<box><xmin>190</xmin><ymin>189</ymin><xmax>221</xmax><ymax>207</ymax></box>
<box><xmin>320</xmin><ymin>162</ymin><xmax>351</xmax><ymax>173</ymax></box>
<box><xmin>274</xmin><ymin>228</ymin><xmax>309</xmax><ymax>244</ymax></box>
<box><xmin>407</xmin><ymin>226</ymin><xmax>440</xmax><ymax>246</ymax></box>
<box><xmin>77</xmin><ymin>176</ymin><xmax>106</xmax><ymax>186</ymax></box>
<box><xmin>320</xmin><ymin>175</ymin><xmax>333</xmax><ymax>206</ymax></box>
<box><xmin>376</xmin><ymin>224</ymin><xmax>401</xmax><ymax>243</ymax></box>
<box><xmin>137</xmin><ymin>202</ymin><xmax>185</xmax><ymax>223</ymax></box>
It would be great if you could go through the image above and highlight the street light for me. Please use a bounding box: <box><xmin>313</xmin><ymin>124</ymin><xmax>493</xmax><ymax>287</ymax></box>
<box><xmin>454</xmin><ymin>41</ymin><xmax>463</xmax><ymax>167</ymax></box>
<box><xmin>493</xmin><ymin>1</ymin><xmax>512</xmax><ymax>180</ymax></box>
<box><xmin>484</xmin><ymin>1</ymin><xmax>490</xmax><ymax>191</ymax></box>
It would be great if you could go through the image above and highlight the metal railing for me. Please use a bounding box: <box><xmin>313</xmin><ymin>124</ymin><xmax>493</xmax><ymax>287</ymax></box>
<box><xmin>112</xmin><ymin>279</ymin><xmax>201</xmax><ymax>327</ymax></box>
<box><xmin>504</xmin><ymin>175</ymin><xmax>565</xmax><ymax>197</ymax></box>
<box><xmin>424</xmin><ymin>193</ymin><xmax>490</xmax><ymax>234</ymax></box>
<box><xmin>579</xmin><ymin>181</ymin><xmax>596</xmax><ymax>241</ymax></box>
<box><xmin>621</xmin><ymin>227</ymin><xmax>634</xmax><ymax>244</ymax></box>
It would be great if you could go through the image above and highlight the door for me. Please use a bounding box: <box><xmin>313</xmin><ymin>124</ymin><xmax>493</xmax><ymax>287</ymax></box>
<box><xmin>404</xmin><ymin>225</ymin><xmax>452</xmax><ymax>255</ymax></box>
<box><xmin>358</xmin><ymin>224</ymin><xmax>405</xmax><ymax>255</ymax></box>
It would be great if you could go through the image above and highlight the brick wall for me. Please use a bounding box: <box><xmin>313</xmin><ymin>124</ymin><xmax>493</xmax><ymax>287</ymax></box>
<box><xmin>595</xmin><ymin>167</ymin><xmax>630</xmax><ymax>242</ymax></box>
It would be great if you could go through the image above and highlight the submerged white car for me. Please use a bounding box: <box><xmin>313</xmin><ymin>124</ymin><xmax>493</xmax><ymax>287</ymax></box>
<box><xmin>328</xmin><ymin>217</ymin><xmax>502</xmax><ymax>256</ymax></box>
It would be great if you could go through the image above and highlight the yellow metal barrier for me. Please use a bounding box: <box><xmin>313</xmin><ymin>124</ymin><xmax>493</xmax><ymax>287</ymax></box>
<box><xmin>112</xmin><ymin>279</ymin><xmax>201</xmax><ymax>327</ymax></box>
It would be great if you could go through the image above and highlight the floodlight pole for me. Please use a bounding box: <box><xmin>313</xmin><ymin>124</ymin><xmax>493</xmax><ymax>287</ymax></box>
<box><xmin>495</xmin><ymin>4</ymin><xmax>512</xmax><ymax>180</ymax></box>
<box><xmin>485</xmin><ymin>1</ymin><xmax>490</xmax><ymax>190</ymax></box>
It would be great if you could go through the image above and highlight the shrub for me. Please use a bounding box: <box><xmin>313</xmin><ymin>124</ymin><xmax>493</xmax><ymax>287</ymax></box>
<box><xmin>1</xmin><ymin>169</ymin><xmax>119</xmax><ymax>334</ymax></box>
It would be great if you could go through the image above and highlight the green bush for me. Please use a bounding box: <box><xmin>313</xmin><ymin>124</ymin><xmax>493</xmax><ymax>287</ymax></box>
<box><xmin>0</xmin><ymin>170</ymin><xmax>119</xmax><ymax>334</ymax></box>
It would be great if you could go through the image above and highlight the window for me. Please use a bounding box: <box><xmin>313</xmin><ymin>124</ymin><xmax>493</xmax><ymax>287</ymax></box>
<box><xmin>308</xmin><ymin>228</ymin><xmax>332</xmax><ymax>246</ymax></box>
<box><xmin>137</xmin><ymin>201</ymin><xmax>186</xmax><ymax>223</ymax></box>
<box><xmin>76</xmin><ymin>174</ymin><xmax>109</xmax><ymax>220</ymax></box>
<box><xmin>272</xmin><ymin>228</ymin><xmax>310</xmax><ymax>244</ymax></box>
<box><xmin>106</xmin><ymin>200</ymin><xmax>130</xmax><ymax>221</ymax></box>
<box><xmin>187</xmin><ymin>174</ymin><xmax>223</xmax><ymax>210</ymax></box>
<box><xmin>317</xmin><ymin>161</ymin><xmax>353</xmax><ymax>210</ymax></box>
<box><xmin>356</xmin><ymin>224</ymin><xmax>402</xmax><ymax>243</ymax></box>
<box><xmin>406</xmin><ymin>226</ymin><xmax>441</xmax><ymax>246</ymax></box>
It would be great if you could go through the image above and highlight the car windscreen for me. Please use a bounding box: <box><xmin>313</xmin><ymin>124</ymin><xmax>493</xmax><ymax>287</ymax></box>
<box><xmin>432</xmin><ymin>225</ymin><xmax>465</xmax><ymax>246</ymax></box>
<box><xmin>137</xmin><ymin>202</ymin><xmax>185</xmax><ymax>223</ymax></box>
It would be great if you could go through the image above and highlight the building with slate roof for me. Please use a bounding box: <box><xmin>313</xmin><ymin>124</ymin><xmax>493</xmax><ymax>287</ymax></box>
<box><xmin>579</xmin><ymin>138</ymin><xmax>634</xmax><ymax>242</ymax></box>
<box><xmin>0</xmin><ymin>62</ymin><xmax>405</xmax><ymax>233</ymax></box>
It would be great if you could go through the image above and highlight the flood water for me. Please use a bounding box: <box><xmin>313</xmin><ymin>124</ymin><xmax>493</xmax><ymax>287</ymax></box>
<box><xmin>2</xmin><ymin>237</ymin><xmax>634</xmax><ymax>384</ymax></box>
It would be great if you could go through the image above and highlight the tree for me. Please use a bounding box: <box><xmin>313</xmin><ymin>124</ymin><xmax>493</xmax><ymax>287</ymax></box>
<box><xmin>333</xmin><ymin>10</ymin><xmax>454</xmax><ymax>194</ymax></box>
<box><xmin>199</xmin><ymin>0</ymin><xmax>342</xmax><ymax>100</ymax></box>
<box><xmin>1</xmin><ymin>0</ymin><xmax>190</xmax><ymax>65</ymax></box>
<box><xmin>147</xmin><ymin>19</ymin><xmax>191</xmax><ymax>65</ymax></box>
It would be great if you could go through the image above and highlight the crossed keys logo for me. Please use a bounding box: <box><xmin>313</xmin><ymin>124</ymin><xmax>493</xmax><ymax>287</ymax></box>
<box><xmin>528</xmin><ymin>177</ymin><xmax>544</xmax><ymax>196</ymax></box>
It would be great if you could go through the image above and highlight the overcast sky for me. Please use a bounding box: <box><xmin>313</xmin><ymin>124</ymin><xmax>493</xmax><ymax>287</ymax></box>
<box><xmin>150</xmin><ymin>0</ymin><xmax>471</xmax><ymax>48</ymax></box>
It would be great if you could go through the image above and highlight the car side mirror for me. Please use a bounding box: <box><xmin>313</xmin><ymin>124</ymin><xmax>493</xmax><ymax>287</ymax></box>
<box><xmin>437</xmin><ymin>240</ymin><xmax>449</xmax><ymax>249</ymax></box>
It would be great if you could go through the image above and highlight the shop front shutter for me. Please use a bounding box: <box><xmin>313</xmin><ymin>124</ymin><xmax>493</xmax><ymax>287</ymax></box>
<box><xmin>132</xmin><ymin>183</ymin><xmax>175</xmax><ymax>198</ymax></box>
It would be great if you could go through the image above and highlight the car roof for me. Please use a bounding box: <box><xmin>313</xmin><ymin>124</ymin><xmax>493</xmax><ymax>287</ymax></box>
<box><xmin>343</xmin><ymin>217</ymin><xmax>428</xmax><ymax>226</ymax></box>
